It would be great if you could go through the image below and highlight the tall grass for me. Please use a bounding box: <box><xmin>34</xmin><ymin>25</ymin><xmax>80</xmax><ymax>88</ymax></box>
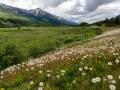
<box><xmin>0</xmin><ymin>26</ymin><xmax>99</xmax><ymax>70</ymax></box>
<box><xmin>0</xmin><ymin>28</ymin><xmax>120</xmax><ymax>90</ymax></box>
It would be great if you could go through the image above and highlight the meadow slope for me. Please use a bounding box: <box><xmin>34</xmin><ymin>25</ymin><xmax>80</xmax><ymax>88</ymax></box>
<box><xmin>0</xmin><ymin>29</ymin><xmax>120</xmax><ymax>90</ymax></box>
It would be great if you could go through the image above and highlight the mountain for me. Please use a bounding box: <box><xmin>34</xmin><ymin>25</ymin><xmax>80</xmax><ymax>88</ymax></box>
<box><xmin>0</xmin><ymin>4</ymin><xmax>46</xmax><ymax>27</ymax></box>
<box><xmin>0</xmin><ymin>4</ymin><xmax>26</xmax><ymax>19</ymax></box>
<box><xmin>0</xmin><ymin>3</ymin><xmax>78</xmax><ymax>25</ymax></box>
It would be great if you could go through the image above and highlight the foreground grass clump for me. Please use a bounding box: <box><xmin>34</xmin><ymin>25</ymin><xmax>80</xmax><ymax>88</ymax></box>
<box><xmin>0</xmin><ymin>29</ymin><xmax>120</xmax><ymax>90</ymax></box>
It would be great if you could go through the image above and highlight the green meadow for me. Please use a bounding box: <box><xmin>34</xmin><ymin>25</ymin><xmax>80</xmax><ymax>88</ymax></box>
<box><xmin>0</xmin><ymin>26</ymin><xmax>101</xmax><ymax>70</ymax></box>
<box><xmin>0</xmin><ymin>26</ymin><xmax>120</xmax><ymax>90</ymax></box>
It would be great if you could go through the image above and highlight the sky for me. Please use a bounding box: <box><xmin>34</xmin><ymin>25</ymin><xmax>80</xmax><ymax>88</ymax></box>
<box><xmin>0</xmin><ymin>0</ymin><xmax>120</xmax><ymax>23</ymax></box>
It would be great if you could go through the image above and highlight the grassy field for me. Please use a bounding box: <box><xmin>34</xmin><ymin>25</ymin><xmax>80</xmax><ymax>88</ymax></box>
<box><xmin>0</xmin><ymin>26</ymin><xmax>120</xmax><ymax>90</ymax></box>
<box><xmin>0</xmin><ymin>26</ymin><xmax>101</xmax><ymax>70</ymax></box>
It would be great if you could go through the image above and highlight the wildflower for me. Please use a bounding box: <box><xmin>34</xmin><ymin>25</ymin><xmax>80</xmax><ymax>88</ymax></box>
<box><xmin>108</xmin><ymin>75</ymin><xmax>113</xmax><ymax>80</ymax></box>
<box><xmin>26</xmin><ymin>69</ymin><xmax>29</xmax><ymax>71</ymax></box>
<box><xmin>61</xmin><ymin>70</ymin><xmax>65</xmax><ymax>75</ymax></box>
<box><xmin>79</xmin><ymin>68</ymin><xmax>82</xmax><ymax>71</ymax></box>
<box><xmin>38</xmin><ymin>87</ymin><xmax>43</xmax><ymax>90</ymax></box>
<box><xmin>113</xmin><ymin>53</ymin><xmax>116</xmax><ymax>56</ymax></box>
<box><xmin>84</xmin><ymin>66</ymin><xmax>88</xmax><ymax>70</ymax></box>
<box><xmin>115</xmin><ymin>59</ymin><xmax>119</xmax><ymax>64</ymax></box>
<box><xmin>103</xmin><ymin>77</ymin><xmax>107</xmax><ymax>82</ymax></box>
<box><xmin>30</xmin><ymin>81</ymin><xmax>34</xmax><ymax>85</ymax></box>
<box><xmin>82</xmin><ymin>72</ymin><xmax>86</xmax><ymax>76</ymax></box>
<box><xmin>61</xmin><ymin>70</ymin><xmax>65</xmax><ymax>73</ymax></box>
<box><xmin>111</xmin><ymin>80</ymin><xmax>116</xmax><ymax>84</ymax></box>
<box><xmin>96</xmin><ymin>77</ymin><xmax>101</xmax><ymax>82</ymax></box>
<box><xmin>17</xmin><ymin>67</ymin><xmax>20</xmax><ymax>69</ymax></box>
<box><xmin>80</xmin><ymin>62</ymin><xmax>83</xmax><ymax>65</ymax></box>
<box><xmin>50</xmin><ymin>70</ymin><xmax>52</xmax><ymax>73</ymax></box>
<box><xmin>89</xmin><ymin>68</ymin><xmax>93</xmax><ymax>71</ymax></box>
<box><xmin>47</xmin><ymin>70</ymin><xmax>50</xmax><ymax>72</ymax></box>
<box><xmin>39</xmin><ymin>70</ymin><xmax>42</xmax><ymax>74</ymax></box>
<box><xmin>31</xmin><ymin>67</ymin><xmax>34</xmax><ymax>70</ymax></box>
<box><xmin>47</xmin><ymin>74</ymin><xmax>51</xmax><ymax>77</ymax></box>
<box><xmin>109</xmin><ymin>85</ymin><xmax>116</xmax><ymax>90</ymax></box>
<box><xmin>72</xmin><ymin>80</ymin><xmax>76</xmax><ymax>83</ymax></box>
<box><xmin>0</xmin><ymin>76</ymin><xmax>3</xmax><ymax>79</ymax></box>
<box><xmin>39</xmin><ymin>82</ymin><xmax>43</xmax><ymax>86</ymax></box>
<box><xmin>108</xmin><ymin>62</ymin><xmax>112</xmax><ymax>66</ymax></box>
<box><xmin>118</xmin><ymin>76</ymin><xmax>120</xmax><ymax>79</ymax></box>
<box><xmin>56</xmin><ymin>75</ymin><xmax>60</xmax><ymax>79</ymax></box>
<box><xmin>40</xmin><ymin>64</ymin><xmax>43</xmax><ymax>67</ymax></box>
<box><xmin>22</xmin><ymin>65</ymin><xmax>24</xmax><ymax>67</ymax></box>
<box><xmin>0</xmin><ymin>71</ymin><xmax>4</xmax><ymax>75</ymax></box>
<box><xmin>92</xmin><ymin>78</ymin><xmax>97</xmax><ymax>83</ymax></box>
<box><xmin>83</xmin><ymin>56</ymin><xmax>87</xmax><ymax>59</ymax></box>
<box><xmin>115</xmin><ymin>53</ymin><xmax>118</xmax><ymax>56</ymax></box>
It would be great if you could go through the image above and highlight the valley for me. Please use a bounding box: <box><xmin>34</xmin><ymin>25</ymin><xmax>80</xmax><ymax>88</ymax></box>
<box><xmin>0</xmin><ymin>2</ymin><xmax>120</xmax><ymax>90</ymax></box>
<box><xmin>0</xmin><ymin>27</ymin><xmax>120</xmax><ymax>90</ymax></box>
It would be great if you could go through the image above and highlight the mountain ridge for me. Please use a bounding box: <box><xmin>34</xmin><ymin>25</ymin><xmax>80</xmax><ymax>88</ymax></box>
<box><xmin>0</xmin><ymin>3</ymin><xmax>78</xmax><ymax>25</ymax></box>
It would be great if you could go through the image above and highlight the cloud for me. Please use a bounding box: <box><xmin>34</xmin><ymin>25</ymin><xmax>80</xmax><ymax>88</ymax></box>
<box><xmin>84</xmin><ymin>0</ymin><xmax>118</xmax><ymax>12</ymax></box>
<box><xmin>64</xmin><ymin>0</ymin><xmax>119</xmax><ymax>15</ymax></box>
<box><xmin>0</xmin><ymin>0</ymin><xmax>71</xmax><ymax>9</ymax></box>
<box><xmin>29</xmin><ymin>0</ymin><xmax>72</xmax><ymax>9</ymax></box>
<box><xmin>74</xmin><ymin>3</ymin><xmax>120</xmax><ymax>23</ymax></box>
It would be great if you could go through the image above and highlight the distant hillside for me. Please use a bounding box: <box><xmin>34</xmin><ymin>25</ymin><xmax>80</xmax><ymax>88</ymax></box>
<box><xmin>0</xmin><ymin>5</ymin><xmax>46</xmax><ymax>27</ymax></box>
<box><xmin>0</xmin><ymin>5</ymin><xmax>26</xmax><ymax>19</ymax></box>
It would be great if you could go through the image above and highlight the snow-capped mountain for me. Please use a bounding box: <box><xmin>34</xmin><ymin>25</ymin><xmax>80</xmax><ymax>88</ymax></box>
<box><xmin>0</xmin><ymin>3</ymin><xmax>78</xmax><ymax>25</ymax></box>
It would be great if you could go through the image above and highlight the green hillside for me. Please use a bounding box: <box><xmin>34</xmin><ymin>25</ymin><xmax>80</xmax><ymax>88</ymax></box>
<box><xmin>0</xmin><ymin>6</ymin><xmax>53</xmax><ymax>27</ymax></box>
<box><xmin>0</xmin><ymin>6</ymin><xmax>29</xmax><ymax>19</ymax></box>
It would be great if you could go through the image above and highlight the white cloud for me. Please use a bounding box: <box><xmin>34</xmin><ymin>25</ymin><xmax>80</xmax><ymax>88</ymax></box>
<box><xmin>0</xmin><ymin>0</ymin><xmax>120</xmax><ymax>23</ymax></box>
<box><xmin>0</xmin><ymin>0</ymin><xmax>71</xmax><ymax>9</ymax></box>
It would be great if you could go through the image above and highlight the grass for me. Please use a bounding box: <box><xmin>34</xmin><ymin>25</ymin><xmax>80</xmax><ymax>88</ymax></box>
<box><xmin>0</xmin><ymin>26</ymin><xmax>99</xmax><ymax>70</ymax></box>
<box><xmin>99</xmin><ymin>26</ymin><xmax>120</xmax><ymax>32</ymax></box>
<box><xmin>0</xmin><ymin>26</ymin><xmax>120</xmax><ymax>90</ymax></box>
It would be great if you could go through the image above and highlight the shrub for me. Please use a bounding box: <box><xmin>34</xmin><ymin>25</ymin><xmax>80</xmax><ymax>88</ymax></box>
<box><xmin>63</xmin><ymin>36</ymin><xmax>75</xmax><ymax>44</ymax></box>
<box><xmin>94</xmin><ymin>28</ymin><xmax>102</xmax><ymax>35</ymax></box>
<box><xmin>29</xmin><ymin>40</ymin><xmax>57</xmax><ymax>58</ymax></box>
<box><xmin>0</xmin><ymin>43</ymin><xmax>24</xmax><ymax>70</ymax></box>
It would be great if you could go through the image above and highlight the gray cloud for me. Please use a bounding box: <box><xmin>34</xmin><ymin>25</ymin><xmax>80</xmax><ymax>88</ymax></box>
<box><xmin>84</xmin><ymin>0</ymin><xmax>118</xmax><ymax>12</ymax></box>
<box><xmin>1</xmin><ymin>0</ymin><xmax>71</xmax><ymax>9</ymax></box>
<box><xmin>30</xmin><ymin>0</ymin><xmax>71</xmax><ymax>8</ymax></box>
<box><xmin>74</xmin><ymin>6</ymin><xmax>120</xmax><ymax>23</ymax></box>
<box><xmin>64</xmin><ymin>0</ymin><xmax>119</xmax><ymax>15</ymax></box>
<box><xmin>63</xmin><ymin>0</ymin><xmax>86</xmax><ymax>15</ymax></box>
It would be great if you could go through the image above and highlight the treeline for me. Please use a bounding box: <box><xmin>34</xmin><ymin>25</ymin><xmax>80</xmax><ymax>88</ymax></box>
<box><xmin>0</xmin><ymin>17</ymin><xmax>54</xmax><ymax>28</ymax></box>
<box><xmin>78</xmin><ymin>17</ymin><xmax>120</xmax><ymax>27</ymax></box>
<box><xmin>92</xmin><ymin>17</ymin><xmax>120</xmax><ymax>26</ymax></box>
